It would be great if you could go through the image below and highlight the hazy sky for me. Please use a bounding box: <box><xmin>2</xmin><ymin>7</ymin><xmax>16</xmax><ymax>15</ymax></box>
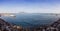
<box><xmin>0</xmin><ymin>0</ymin><xmax>60</xmax><ymax>13</ymax></box>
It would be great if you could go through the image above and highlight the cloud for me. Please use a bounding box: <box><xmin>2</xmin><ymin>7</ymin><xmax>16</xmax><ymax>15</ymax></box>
<box><xmin>0</xmin><ymin>0</ymin><xmax>60</xmax><ymax>13</ymax></box>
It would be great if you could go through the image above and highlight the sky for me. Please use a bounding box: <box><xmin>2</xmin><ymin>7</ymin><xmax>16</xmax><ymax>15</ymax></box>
<box><xmin>0</xmin><ymin>0</ymin><xmax>60</xmax><ymax>13</ymax></box>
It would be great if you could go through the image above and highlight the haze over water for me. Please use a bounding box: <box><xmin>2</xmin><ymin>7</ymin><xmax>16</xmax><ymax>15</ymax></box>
<box><xmin>1</xmin><ymin>13</ymin><xmax>59</xmax><ymax>28</ymax></box>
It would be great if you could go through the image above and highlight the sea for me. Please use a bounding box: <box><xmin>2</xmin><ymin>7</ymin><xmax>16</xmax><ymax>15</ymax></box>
<box><xmin>1</xmin><ymin>13</ymin><xmax>60</xmax><ymax>28</ymax></box>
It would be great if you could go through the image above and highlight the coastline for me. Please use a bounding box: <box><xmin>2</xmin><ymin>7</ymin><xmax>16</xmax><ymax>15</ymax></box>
<box><xmin>0</xmin><ymin>18</ymin><xmax>60</xmax><ymax>31</ymax></box>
